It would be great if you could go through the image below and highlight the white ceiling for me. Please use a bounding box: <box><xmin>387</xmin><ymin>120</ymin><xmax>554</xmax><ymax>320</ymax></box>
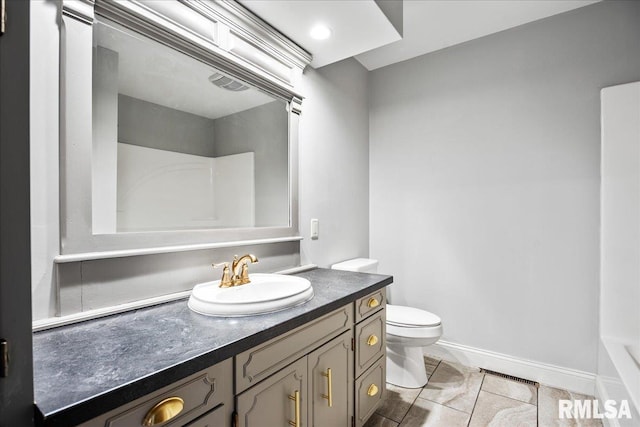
<box><xmin>96</xmin><ymin>20</ymin><xmax>275</xmax><ymax>120</ymax></box>
<box><xmin>240</xmin><ymin>0</ymin><xmax>600</xmax><ymax>71</ymax></box>
<box><xmin>356</xmin><ymin>0</ymin><xmax>600</xmax><ymax>70</ymax></box>
<box><xmin>238</xmin><ymin>0</ymin><xmax>402</xmax><ymax>68</ymax></box>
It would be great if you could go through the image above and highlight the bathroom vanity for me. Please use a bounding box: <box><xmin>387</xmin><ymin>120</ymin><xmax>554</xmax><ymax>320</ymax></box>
<box><xmin>33</xmin><ymin>269</ymin><xmax>391</xmax><ymax>427</ymax></box>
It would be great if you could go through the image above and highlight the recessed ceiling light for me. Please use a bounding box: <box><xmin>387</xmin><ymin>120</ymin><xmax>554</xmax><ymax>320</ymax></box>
<box><xmin>310</xmin><ymin>24</ymin><xmax>331</xmax><ymax>41</ymax></box>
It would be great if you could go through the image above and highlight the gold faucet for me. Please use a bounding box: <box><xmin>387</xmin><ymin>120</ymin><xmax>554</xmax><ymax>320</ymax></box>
<box><xmin>213</xmin><ymin>254</ymin><xmax>258</xmax><ymax>288</ymax></box>
<box><xmin>231</xmin><ymin>254</ymin><xmax>258</xmax><ymax>285</ymax></box>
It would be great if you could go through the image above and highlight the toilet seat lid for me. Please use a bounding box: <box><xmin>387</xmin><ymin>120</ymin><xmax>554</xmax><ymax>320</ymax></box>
<box><xmin>387</xmin><ymin>304</ymin><xmax>441</xmax><ymax>327</ymax></box>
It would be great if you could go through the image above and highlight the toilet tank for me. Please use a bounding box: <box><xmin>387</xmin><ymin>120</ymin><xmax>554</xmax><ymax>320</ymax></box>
<box><xmin>331</xmin><ymin>258</ymin><xmax>378</xmax><ymax>273</ymax></box>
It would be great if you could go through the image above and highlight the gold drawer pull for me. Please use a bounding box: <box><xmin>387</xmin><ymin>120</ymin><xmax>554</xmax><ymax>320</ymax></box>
<box><xmin>367</xmin><ymin>383</ymin><xmax>379</xmax><ymax>397</ymax></box>
<box><xmin>321</xmin><ymin>368</ymin><xmax>333</xmax><ymax>407</ymax></box>
<box><xmin>288</xmin><ymin>390</ymin><xmax>300</xmax><ymax>427</ymax></box>
<box><xmin>366</xmin><ymin>334</ymin><xmax>379</xmax><ymax>346</ymax></box>
<box><xmin>367</xmin><ymin>297</ymin><xmax>380</xmax><ymax>308</ymax></box>
<box><xmin>142</xmin><ymin>397</ymin><xmax>184</xmax><ymax>426</ymax></box>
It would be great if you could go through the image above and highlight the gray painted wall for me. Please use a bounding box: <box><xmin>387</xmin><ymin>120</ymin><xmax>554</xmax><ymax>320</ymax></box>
<box><xmin>57</xmin><ymin>242</ymin><xmax>300</xmax><ymax>314</ymax></box>
<box><xmin>369</xmin><ymin>0</ymin><xmax>640</xmax><ymax>373</ymax></box>
<box><xmin>118</xmin><ymin>94</ymin><xmax>216</xmax><ymax>157</ymax></box>
<box><xmin>213</xmin><ymin>101</ymin><xmax>289</xmax><ymax>227</ymax></box>
<box><xmin>299</xmin><ymin>58</ymin><xmax>370</xmax><ymax>268</ymax></box>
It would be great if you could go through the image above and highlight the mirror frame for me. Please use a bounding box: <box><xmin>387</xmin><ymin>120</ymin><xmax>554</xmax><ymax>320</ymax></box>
<box><xmin>58</xmin><ymin>0</ymin><xmax>310</xmax><ymax>260</ymax></box>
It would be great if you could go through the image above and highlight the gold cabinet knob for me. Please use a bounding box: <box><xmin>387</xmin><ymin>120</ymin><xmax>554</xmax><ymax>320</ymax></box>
<box><xmin>366</xmin><ymin>334</ymin><xmax>379</xmax><ymax>346</ymax></box>
<box><xmin>367</xmin><ymin>297</ymin><xmax>380</xmax><ymax>308</ymax></box>
<box><xmin>142</xmin><ymin>397</ymin><xmax>184</xmax><ymax>426</ymax></box>
<box><xmin>367</xmin><ymin>384</ymin><xmax>379</xmax><ymax>397</ymax></box>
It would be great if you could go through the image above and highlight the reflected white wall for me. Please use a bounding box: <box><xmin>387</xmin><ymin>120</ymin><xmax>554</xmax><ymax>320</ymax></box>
<box><xmin>116</xmin><ymin>144</ymin><xmax>254</xmax><ymax>231</ymax></box>
<box><xmin>92</xmin><ymin>46</ymin><xmax>119</xmax><ymax>234</ymax></box>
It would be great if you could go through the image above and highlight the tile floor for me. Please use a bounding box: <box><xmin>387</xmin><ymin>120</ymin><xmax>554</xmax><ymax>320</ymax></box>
<box><xmin>364</xmin><ymin>355</ymin><xmax>603</xmax><ymax>427</ymax></box>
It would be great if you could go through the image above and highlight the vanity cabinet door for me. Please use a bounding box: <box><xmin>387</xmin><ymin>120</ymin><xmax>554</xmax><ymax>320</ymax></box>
<box><xmin>236</xmin><ymin>357</ymin><xmax>307</xmax><ymax>427</ymax></box>
<box><xmin>355</xmin><ymin>310</ymin><xmax>386</xmax><ymax>377</ymax></box>
<box><xmin>307</xmin><ymin>331</ymin><xmax>353</xmax><ymax>427</ymax></box>
<box><xmin>355</xmin><ymin>357</ymin><xmax>386</xmax><ymax>427</ymax></box>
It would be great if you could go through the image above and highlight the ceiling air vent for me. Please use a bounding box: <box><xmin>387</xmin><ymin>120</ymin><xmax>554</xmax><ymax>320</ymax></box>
<box><xmin>208</xmin><ymin>72</ymin><xmax>250</xmax><ymax>91</ymax></box>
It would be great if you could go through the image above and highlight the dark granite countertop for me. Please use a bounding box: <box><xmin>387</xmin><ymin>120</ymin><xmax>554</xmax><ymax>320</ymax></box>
<box><xmin>33</xmin><ymin>268</ymin><xmax>392</xmax><ymax>427</ymax></box>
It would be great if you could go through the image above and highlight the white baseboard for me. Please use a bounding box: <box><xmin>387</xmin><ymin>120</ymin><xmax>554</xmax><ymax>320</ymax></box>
<box><xmin>427</xmin><ymin>340</ymin><xmax>596</xmax><ymax>396</ymax></box>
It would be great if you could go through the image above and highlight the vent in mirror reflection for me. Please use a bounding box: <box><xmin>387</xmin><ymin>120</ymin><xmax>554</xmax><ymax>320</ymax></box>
<box><xmin>209</xmin><ymin>72</ymin><xmax>250</xmax><ymax>91</ymax></box>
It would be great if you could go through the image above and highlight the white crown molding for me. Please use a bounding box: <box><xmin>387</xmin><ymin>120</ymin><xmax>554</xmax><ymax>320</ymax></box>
<box><xmin>61</xmin><ymin>0</ymin><xmax>95</xmax><ymax>24</ymax></box>
<box><xmin>94</xmin><ymin>0</ymin><xmax>309</xmax><ymax>95</ymax></box>
<box><xmin>188</xmin><ymin>0</ymin><xmax>312</xmax><ymax>69</ymax></box>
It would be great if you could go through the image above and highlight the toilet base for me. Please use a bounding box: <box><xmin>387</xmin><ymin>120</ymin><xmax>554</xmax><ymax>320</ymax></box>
<box><xmin>386</xmin><ymin>343</ymin><xmax>428</xmax><ymax>388</ymax></box>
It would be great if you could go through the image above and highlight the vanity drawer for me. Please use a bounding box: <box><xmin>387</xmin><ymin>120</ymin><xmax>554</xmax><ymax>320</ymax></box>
<box><xmin>355</xmin><ymin>356</ymin><xmax>385</xmax><ymax>427</ymax></box>
<box><xmin>235</xmin><ymin>304</ymin><xmax>353</xmax><ymax>393</ymax></box>
<box><xmin>79</xmin><ymin>358</ymin><xmax>233</xmax><ymax>427</ymax></box>
<box><xmin>184</xmin><ymin>404</ymin><xmax>226</xmax><ymax>427</ymax></box>
<box><xmin>355</xmin><ymin>309</ymin><xmax>386</xmax><ymax>377</ymax></box>
<box><xmin>355</xmin><ymin>288</ymin><xmax>386</xmax><ymax>322</ymax></box>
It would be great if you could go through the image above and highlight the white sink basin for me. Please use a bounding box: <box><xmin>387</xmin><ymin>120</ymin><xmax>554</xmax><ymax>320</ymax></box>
<box><xmin>188</xmin><ymin>274</ymin><xmax>314</xmax><ymax>317</ymax></box>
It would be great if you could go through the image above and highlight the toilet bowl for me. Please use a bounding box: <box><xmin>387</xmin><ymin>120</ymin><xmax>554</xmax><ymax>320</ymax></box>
<box><xmin>331</xmin><ymin>258</ymin><xmax>444</xmax><ymax>389</ymax></box>
<box><xmin>386</xmin><ymin>304</ymin><xmax>442</xmax><ymax>388</ymax></box>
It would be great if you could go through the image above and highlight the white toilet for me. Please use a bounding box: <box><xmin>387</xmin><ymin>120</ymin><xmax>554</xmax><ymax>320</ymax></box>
<box><xmin>331</xmin><ymin>258</ymin><xmax>443</xmax><ymax>389</ymax></box>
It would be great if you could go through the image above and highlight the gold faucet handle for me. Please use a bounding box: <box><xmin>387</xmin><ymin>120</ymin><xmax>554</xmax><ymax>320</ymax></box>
<box><xmin>212</xmin><ymin>262</ymin><xmax>233</xmax><ymax>288</ymax></box>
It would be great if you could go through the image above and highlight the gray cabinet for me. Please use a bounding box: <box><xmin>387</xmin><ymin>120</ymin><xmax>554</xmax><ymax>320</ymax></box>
<box><xmin>354</xmin><ymin>289</ymin><xmax>386</xmax><ymax>322</ymax></box>
<box><xmin>235</xmin><ymin>306</ymin><xmax>355</xmax><ymax>427</ymax></box>
<box><xmin>308</xmin><ymin>331</ymin><xmax>354</xmax><ymax>427</ymax></box>
<box><xmin>235</xmin><ymin>295</ymin><xmax>387</xmax><ymax>427</ymax></box>
<box><xmin>236</xmin><ymin>357</ymin><xmax>308</xmax><ymax>427</ymax></box>
<box><xmin>355</xmin><ymin>310</ymin><xmax>385</xmax><ymax>377</ymax></box>
<box><xmin>355</xmin><ymin>358</ymin><xmax>386</xmax><ymax>426</ymax></box>
<box><xmin>235</xmin><ymin>305</ymin><xmax>353</xmax><ymax>393</ymax></box>
<box><xmin>236</xmin><ymin>330</ymin><xmax>354</xmax><ymax>427</ymax></box>
<box><xmin>79</xmin><ymin>358</ymin><xmax>233</xmax><ymax>427</ymax></box>
<box><xmin>353</xmin><ymin>290</ymin><xmax>387</xmax><ymax>427</ymax></box>
<box><xmin>184</xmin><ymin>404</ymin><xmax>227</xmax><ymax>427</ymax></box>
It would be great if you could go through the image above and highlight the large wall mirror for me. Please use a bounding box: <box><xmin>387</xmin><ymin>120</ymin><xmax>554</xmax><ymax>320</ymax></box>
<box><xmin>93</xmin><ymin>18</ymin><xmax>289</xmax><ymax>233</ymax></box>
<box><xmin>58</xmin><ymin>0</ymin><xmax>309</xmax><ymax>257</ymax></box>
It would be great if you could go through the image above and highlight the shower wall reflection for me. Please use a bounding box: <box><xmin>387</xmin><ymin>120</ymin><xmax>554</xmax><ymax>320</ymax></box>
<box><xmin>92</xmin><ymin>19</ymin><xmax>289</xmax><ymax>233</ymax></box>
